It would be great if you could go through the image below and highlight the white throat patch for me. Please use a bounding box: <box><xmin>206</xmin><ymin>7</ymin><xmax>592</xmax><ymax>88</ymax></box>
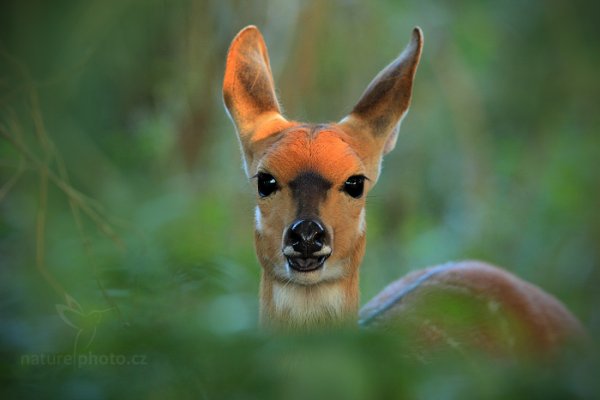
<box><xmin>272</xmin><ymin>281</ymin><xmax>345</xmax><ymax>326</ymax></box>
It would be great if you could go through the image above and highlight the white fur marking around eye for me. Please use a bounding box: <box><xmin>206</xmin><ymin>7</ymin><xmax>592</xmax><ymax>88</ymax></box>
<box><xmin>358</xmin><ymin>208</ymin><xmax>366</xmax><ymax>234</ymax></box>
<box><xmin>272</xmin><ymin>282</ymin><xmax>345</xmax><ymax>325</ymax></box>
<box><xmin>254</xmin><ymin>206</ymin><xmax>263</xmax><ymax>233</ymax></box>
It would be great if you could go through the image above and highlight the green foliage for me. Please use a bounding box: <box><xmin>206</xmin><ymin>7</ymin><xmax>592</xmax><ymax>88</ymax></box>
<box><xmin>1</xmin><ymin>0</ymin><xmax>598</xmax><ymax>398</ymax></box>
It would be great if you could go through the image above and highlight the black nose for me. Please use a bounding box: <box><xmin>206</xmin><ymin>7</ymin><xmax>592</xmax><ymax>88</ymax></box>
<box><xmin>287</xmin><ymin>219</ymin><xmax>325</xmax><ymax>257</ymax></box>
<box><xmin>284</xmin><ymin>219</ymin><xmax>329</xmax><ymax>272</ymax></box>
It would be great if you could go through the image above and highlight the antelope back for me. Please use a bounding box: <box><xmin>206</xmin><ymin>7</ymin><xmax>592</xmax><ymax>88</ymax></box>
<box><xmin>359</xmin><ymin>261</ymin><xmax>586</xmax><ymax>356</ymax></box>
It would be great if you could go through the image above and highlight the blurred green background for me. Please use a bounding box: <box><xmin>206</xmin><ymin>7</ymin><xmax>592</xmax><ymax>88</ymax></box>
<box><xmin>1</xmin><ymin>0</ymin><xmax>599</xmax><ymax>398</ymax></box>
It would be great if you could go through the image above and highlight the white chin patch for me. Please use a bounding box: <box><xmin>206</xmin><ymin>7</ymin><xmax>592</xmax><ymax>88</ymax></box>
<box><xmin>254</xmin><ymin>206</ymin><xmax>263</xmax><ymax>233</ymax></box>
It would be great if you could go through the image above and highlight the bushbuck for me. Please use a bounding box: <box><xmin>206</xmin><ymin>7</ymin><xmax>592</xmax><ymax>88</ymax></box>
<box><xmin>222</xmin><ymin>25</ymin><xmax>584</xmax><ymax>356</ymax></box>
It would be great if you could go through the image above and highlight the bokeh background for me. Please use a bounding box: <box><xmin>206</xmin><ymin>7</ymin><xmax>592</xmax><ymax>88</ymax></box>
<box><xmin>1</xmin><ymin>0</ymin><xmax>599</xmax><ymax>398</ymax></box>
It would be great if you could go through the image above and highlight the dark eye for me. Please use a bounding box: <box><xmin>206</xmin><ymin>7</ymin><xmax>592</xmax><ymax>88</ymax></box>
<box><xmin>343</xmin><ymin>175</ymin><xmax>365</xmax><ymax>198</ymax></box>
<box><xmin>257</xmin><ymin>172</ymin><xmax>279</xmax><ymax>197</ymax></box>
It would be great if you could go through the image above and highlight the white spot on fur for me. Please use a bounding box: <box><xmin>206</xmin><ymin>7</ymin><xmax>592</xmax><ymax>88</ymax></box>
<box><xmin>282</xmin><ymin>246</ymin><xmax>296</xmax><ymax>256</ymax></box>
<box><xmin>487</xmin><ymin>300</ymin><xmax>500</xmax><ymax>314</ymax></box>
<box><xmin>254</xmin><ymin>206</ymin><xmax>262</xmax><ymax>233</ymax></box>
<box><xmin>338</xmin><ymin>115</ymin><xmax>351</xmax><ymax>124</ymax></box>
<box><xmin>314</xmin><ymin>246</ymin><xmax>332</xmax><ymax>256</ymax></box>
<box><xmin>358</xmin><ymin>208</ymin><xmax>366</xmax><ymax>234</ymax></box>
<box><xmin>321</xmin><ymin>260</ymin><xmax>345</xmax><ymax>282</ymax></box>
<box><xmin>272</xmin><ymin>282</ymin><xmax>345</xmax><ymax>325</ymax></box>
<box><xmin>377</xmin><ymin>160</ymin><xmax>383</xmax><ymax>178</ymax></box>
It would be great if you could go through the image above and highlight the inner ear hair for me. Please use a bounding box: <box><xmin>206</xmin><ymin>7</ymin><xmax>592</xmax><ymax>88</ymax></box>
<box><xmin>222</xmin><ymin>25</ymin><xmax>287</xmax><ymax>138</ymax></box>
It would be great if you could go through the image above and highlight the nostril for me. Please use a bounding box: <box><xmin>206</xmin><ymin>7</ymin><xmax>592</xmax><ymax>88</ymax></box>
<box><xmin>287</xmin><ymin>219</ymin><xmax>326</xmax><ymax>255</ymax></box>
<box><xmin>287</xmin><ymin>229</ymin><xmax>302</xmax><ymax>247</ymax></box>
<box><xmin>313</xmin><ymin>228</ymin><xmax>324</xmax><ymax>243</ymax></box>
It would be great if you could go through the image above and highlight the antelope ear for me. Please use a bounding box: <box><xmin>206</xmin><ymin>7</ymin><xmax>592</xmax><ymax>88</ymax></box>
<box><xmin>223</xmin><ymin>26</ymin><xmax>287</xmax><ymax>146</ymax></box>
<box><xmin>340</xmin><ymin>27</ymin><xmax>423</xmax><ymax>155</ymax></box>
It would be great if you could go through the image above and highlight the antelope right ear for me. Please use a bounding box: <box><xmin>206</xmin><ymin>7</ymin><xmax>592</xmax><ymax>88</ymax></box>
<box><xmin>223</xmin><ymin>26</ymin><xmax>289</xmax><ymax>161</ymax></box>
<box><xmin>339</xmin><ymin>27</ymin><xmax>423</xmax><ymax>156</ymax></box>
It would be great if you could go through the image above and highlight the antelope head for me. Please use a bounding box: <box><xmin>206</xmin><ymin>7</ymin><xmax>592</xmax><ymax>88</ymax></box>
<box><xmin>223</xmin><ymin>25</ymin><xmax>422</xmax><ymax>329</ymax></box>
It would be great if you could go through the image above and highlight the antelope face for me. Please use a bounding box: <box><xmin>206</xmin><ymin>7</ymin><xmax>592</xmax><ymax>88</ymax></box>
<box><xmin>223</xmin><ymin>26</ymin><xmax>422</xmax><ymax>287</ymax></box>
<box><xmin>251</xmin><ymin>124</ymin><xmax>378</xmax><ymax>285</ymax></box>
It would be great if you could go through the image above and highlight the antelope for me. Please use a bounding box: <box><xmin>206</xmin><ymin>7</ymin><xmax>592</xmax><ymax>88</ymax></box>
<box><xmin>222</xmin><ymin>25</ymin><xmax>585</xmax><ymax>356</ymax></box>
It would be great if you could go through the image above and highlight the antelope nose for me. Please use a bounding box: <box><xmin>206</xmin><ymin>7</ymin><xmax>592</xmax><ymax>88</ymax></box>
<box><xmin>287</xmin><ymin>219</ymin><xmax>325</xmax><ymax>257</ymax></box>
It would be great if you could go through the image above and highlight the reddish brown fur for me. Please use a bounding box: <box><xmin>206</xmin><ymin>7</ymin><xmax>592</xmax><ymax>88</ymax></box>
<box><xmin>360</xmin><ymin>261</ymin><xmax>585</xmax><ymax>356</ymax></box>
<box><xmin>222</xmin><ymin>25</ymin><xmax>585</xmax><ymax>353</ymax></box>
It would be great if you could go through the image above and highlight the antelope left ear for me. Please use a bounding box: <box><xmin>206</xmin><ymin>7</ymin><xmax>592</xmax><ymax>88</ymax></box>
<box><xmin>339</xmin><ymin>27</ymin><xmax>423</xmax><ymax>155</ymax></box>
<box><xmin>223</xmin><ymin>26</ymin><xmax>287</xmax><ymax>143</ymax></box>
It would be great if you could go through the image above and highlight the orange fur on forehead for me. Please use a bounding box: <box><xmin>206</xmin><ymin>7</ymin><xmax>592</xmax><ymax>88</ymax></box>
<box><xmin>261</xmin><ymin>127</ymin><xmax>364</xmax><ymax>183</ymax></box>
